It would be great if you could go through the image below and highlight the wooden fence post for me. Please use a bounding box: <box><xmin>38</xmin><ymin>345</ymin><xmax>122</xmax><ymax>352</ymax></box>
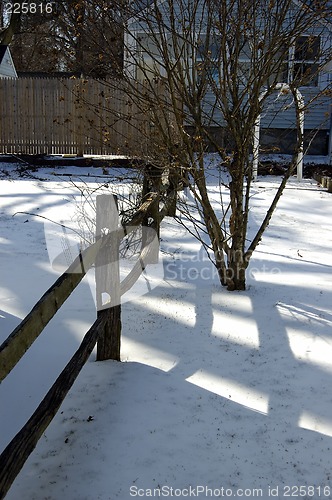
<box><xmin>95</xmin><ymin>194</ymin><xmax>121</xmax><ymax>361</ymax></box>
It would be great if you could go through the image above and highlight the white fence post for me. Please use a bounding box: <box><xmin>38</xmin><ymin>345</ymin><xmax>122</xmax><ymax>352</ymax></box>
<box><xmin>95</xmin><ymin>194</ymin><xmax>121</xmax><ymax>361</ymax></box>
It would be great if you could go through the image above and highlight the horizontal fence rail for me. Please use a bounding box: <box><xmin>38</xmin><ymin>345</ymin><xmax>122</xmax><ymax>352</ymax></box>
<box><xmin>0</xmin><ymin>314</ymin><xmax>107</xmax><ymax>499</ymax></box>
<box><xmin>0</xmin><ymin>189</ymin><xmax>162</xmax><ymax>499</ymax></box>
<box><xmin>0</xmin><ymin>192</ymin><xmax>158</xmax><ymax>383</ymax></box>
<box><xmin>0</xmin><ymin>77</ymin><xmax>173</xmax><ymax>156</ymax></box>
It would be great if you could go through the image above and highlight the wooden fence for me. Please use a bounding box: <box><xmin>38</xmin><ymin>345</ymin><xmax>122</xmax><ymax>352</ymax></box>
<box><xmin>0</xmin><ymin>77</ymin><xmax>173</xmax><ymax>156</ymax></box>
<box><xmin>0</xmin><ymin>186</ymin><xmax>163</xmax><ymax>499</ymax></box>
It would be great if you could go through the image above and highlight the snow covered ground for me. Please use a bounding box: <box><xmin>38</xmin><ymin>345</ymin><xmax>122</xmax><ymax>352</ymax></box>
<box><xmin>1</xmin><ymin>160</ymin><xmax>332</xmax><ymax>500</ymax></box>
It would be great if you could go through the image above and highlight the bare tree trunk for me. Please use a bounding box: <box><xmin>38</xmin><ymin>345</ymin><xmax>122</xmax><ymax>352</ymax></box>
<box><xmin>0</xmin><ymin>8</ymin><xmax>21</xmax><ymax>45</ymax></box>
<box><xmin>226</xmin><ymin>158</ymin><xmax>247</xmax><ymax>290</ymax></box>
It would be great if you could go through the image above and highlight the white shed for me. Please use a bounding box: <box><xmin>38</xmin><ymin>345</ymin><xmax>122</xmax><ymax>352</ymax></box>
<box><xmin>0</xmin><ymin>45</ymin><xmax>18</xmax><ymax>78</ymax></box>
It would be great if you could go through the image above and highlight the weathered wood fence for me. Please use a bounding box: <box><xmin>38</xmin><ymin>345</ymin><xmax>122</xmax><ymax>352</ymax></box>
<box><xmin>0</xmin><ymin>187</ymin><xmax>162</xmax><ymax>499</ymax></box>
<box><xmin>0</xmin><ymin>77</ymin><xmax>173</xmax><ymax>156</ymax></box>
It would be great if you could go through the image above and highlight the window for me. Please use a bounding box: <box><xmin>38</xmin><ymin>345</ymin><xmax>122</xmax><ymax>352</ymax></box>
<box><xmin>264</xmin><ymin>36</ymin><xmax>320</xmax><ymax>88</ymax></box>
<box><xmin>292</xmin><ymin>36</ymin><xmax>320</xmax><ymax>86</ymax></box>
<box><xmin>197</xmin><ymin>34</ymin><xmax>221</xmax><ymax>61</ymax></box>
<box><xmin>265</xmin><ymin>44</ymin><xmax>289</xmax><ymax>87</ymax></box>
<box><xmin>238</xmin><ymin>39</ymin><xmax>252</xmax><ymax>85</ymax></box>
<box><xmin>196</xmin><ymin>33</ymin><xmax>222</xmax><ymax>83</ymax></box>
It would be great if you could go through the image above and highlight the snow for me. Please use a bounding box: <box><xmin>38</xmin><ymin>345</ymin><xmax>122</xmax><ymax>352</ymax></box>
<box><xmin>1</xmin><ymin>161</ymin><xmax>332</xmax><ymax>499</ymax></box>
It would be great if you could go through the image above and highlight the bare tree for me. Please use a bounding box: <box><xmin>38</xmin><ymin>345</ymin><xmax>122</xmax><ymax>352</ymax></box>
<box><xmin>1</xmin><ymin>0</ymin><xmax>125</xmax><ymax>77</ymax></box>
<box><xmin>119</xmin><ymin>0</ymin><xmax>332</xmax><ymax>290</ymax></box>
<box><xmin>2</xmin><ymin>0</ymin><xmax>330</xmax><ymax>290</ymax></box>
<box><xmin>50</xmin><ymin>0</ymin><xmax>125</xmax><ymax>77</ymax></box>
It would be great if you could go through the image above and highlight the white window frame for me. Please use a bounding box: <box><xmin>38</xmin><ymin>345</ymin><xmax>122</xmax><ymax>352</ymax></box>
<box><xmin>288</xmin><ymin>35</ymin><xmax>321</xmax><ymax>88</ymax></box>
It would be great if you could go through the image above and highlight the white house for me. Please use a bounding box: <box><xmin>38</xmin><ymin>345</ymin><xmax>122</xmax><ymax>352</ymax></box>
<box><xmin>0</xmin><ymin>45</ymin><xmax>18</xmax><ymax>79</ymax></box>
<box><xmin>125</xmin><ymin>0</ymin><xmax>332</xmax><ymax>155</ymax></box>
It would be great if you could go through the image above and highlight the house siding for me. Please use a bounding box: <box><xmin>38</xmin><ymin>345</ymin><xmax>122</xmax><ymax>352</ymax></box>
<box><xmin>260</xmin><ymin>91</ymin><xmax>331</xmax><ymax>130</ymax></box>
<box><xmin>192</xmin><ymin>89</ymin><xmax>331</xmax><ymax>131</ymax></box>
<box><xmin>127</xmin><ymin>1</ymin><xmax>332</xmax><ymax>151</ymax></box>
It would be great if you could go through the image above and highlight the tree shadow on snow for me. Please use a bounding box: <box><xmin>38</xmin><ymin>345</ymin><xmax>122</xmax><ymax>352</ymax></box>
<box><xmin>5</xmin><ymin>241</ymin><xmax>332</xmax><ymax>499</ymax></box>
